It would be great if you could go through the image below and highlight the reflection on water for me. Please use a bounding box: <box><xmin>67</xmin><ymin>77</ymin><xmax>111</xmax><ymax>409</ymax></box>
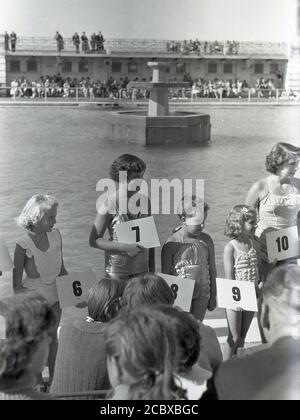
<box><xmin>0</xmin><ymin>105</ymin><xmax>299</xmax><ymax>320</ymax></box>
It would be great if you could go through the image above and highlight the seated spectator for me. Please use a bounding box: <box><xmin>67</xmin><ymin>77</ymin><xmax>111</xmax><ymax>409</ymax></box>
<box><xmin>122</xmin><ymin>273</ymin><xmax>175</xmax><ymax>308</ymax></box>
<box><xmin>104</xmin><ymin>307</ymin><xmax>186</xmax><ymax>400</ymax></box>
<box><xmin>51</xmin><ymin>278</ymin><xmax>125</xmax><ymax>399</ymax></box>
<box><xmin>0</xmin><ymin>294</ymin><xmax>56</xmax><ymax>400</ymax></box>
<box><xmin>154</xmin><ymin>305</ymin><xmax>211</xmax><ymax>400</ymax></box>
<box><xmin>122</xmin><ymin>273</ymin><xmax>222</xmax><ymax>373</ymax></box>
<box><xmin>202</xmin><ymin>264</ymin><xmax>300</xmax><ymax>400</ymax></box>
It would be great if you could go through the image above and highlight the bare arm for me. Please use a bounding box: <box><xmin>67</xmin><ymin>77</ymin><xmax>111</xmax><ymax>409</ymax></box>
<box><xmin>223</xmin><ymin>242</ymin><xmax>235</xmax><ymax>280</ymax></box>
<box><xmin>89</xmin><ymin>212</ymin><xmax>144</xmax><ymax>257</ymax></box>
<box><xmin>57</xmin><ymin>230</ymin><xmax>68</xmax><ymax>277</ymax></box>
<box><xmin>13</xmin><ymin>244</ymin><xmax>27</xmax><ymax>293</ymax></box>
<box><xmin>206</xmin><ymin>236</ymin><xmax>217</xmax><ymax>311</ymax></box>
<box><xmin>253</xmin><ymin>239</ymin><xmax>264</xmax><ymax>287</ymax></box>
<box><xmin>245</xmin><ymin>180</ymin><xmax>266</xmax><ymax>209</ymax></box>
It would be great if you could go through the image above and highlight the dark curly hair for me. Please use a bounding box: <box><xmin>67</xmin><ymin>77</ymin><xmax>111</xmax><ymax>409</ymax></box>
<box><xmin>154</xmin><ymin>305</ymin><xmax>201</xmax><ymax>373</ymax></box>
<box><xmin>225</xmin><ymin>205</ymin><xmax>257</xmax><ymax>239</ymax></box>
<box><xmin>266</xmin><ymin>143</ymin><xmax>300</xmax><ymax>175</ymax></box>
<box><xmin>0</xmin><ymin>294</ymin><xmax>56</xmax><ymax>380</ymax></box>
<box><xmin>110</xmin><ymin>155</ymin><xmax>147</xmax><ymax>183</ymax></box>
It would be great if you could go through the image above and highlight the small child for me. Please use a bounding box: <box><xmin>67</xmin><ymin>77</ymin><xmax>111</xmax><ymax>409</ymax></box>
<box><xmin>13</xmin><ymin>194</ymin><xmax>68</xmax><ymax>382</ymax></box>
<box><xmin>162</xmin><ymin>196</ymin><xmax>217</xmax><ymax>321</ymax></box>
<box><xmin>223</xmin><ymin>205</ymin><xmax>261</xmax><ymax>358</ymax></box>
<box><xmin>90</xmin><ymin>154</ymin><xmax>155</xmax><ymax>281</ymax></box>
<box><xmin>0</xmin><ymin>294</ymin><xmax>56</xmax><ymax>400</ymax></box>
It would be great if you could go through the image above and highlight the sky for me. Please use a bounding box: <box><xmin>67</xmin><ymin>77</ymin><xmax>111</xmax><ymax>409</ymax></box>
<box><xmin>0</xmin><ymin>0</ymin><xmax>297</xmax><ymax>42</ymax></box>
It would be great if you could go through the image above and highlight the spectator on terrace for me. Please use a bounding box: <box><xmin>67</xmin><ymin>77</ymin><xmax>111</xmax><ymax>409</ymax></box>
<box><xmin>55</xmin><ymin>32</ymin><xmax>64</xmax><ymax>52</ymax></box>
<box><xmin>3</xmin><ymin>31</ymin><xmax>9</xmax><ymax>51</ymax></box>
<box><xmin>81</xmin><ymin>32</ymin><xmax>89</xmax><ymax>52</ymax></box>
<box><xmin>10</xmin><ymin>31</ymin><xmax>17</xmax><ymax>52</ymax></box>
<box><xmin>90</xmin><ymin>33</ymin><xmax>97</xmax><ymax>52</ymax></box>
<box><xmin>96</xmin><ymin>32</ymin><xmax>105</xmax><ymax>51</ymax></box>
<box><xmin>72</xmin><ymin>33</ymin><xmax>80</xmax><ymax>53</ymax></box>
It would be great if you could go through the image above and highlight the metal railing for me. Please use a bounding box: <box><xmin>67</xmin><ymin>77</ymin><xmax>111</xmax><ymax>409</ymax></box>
<box><xmin>0</xmin><ymin>36</ymin><xmax>288</xmax><ymax>56</ymax></box>
<box><xmin>0</xmin><ymin>85</ymin><xmax>299</xmax><ymax>104</ymax></box>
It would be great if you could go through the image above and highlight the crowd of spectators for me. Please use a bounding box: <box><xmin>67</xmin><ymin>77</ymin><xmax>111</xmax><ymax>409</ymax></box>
<box><xmin>167</xmin><ymin>40</ymin><xmax>239</xmax><ymax>55</ymax></box>
<box><xmin>8</xmin><ymin>74</ymin><xmax>150</xmax><ymax>100</ymax></box>
<box><xmin>55</xmin><ymin>31</ymin><xmax>105</xmax><ymax>53</ymax></box>
<box><xmin>7</xmin><ymin>74</ymin><xmax>297</xmax><ymax>101</ymax></box>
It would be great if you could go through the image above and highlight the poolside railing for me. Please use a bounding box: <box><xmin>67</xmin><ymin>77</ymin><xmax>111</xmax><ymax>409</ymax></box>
<box><xmin>0</xmin><ymin>85</ymin><xmax>298</xmax><ymax>104</ymax></box>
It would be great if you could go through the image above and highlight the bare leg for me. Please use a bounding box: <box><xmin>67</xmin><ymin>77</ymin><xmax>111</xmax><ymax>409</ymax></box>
<box><xmin>48</xmin><ymin>302</ymin><xmax>62</xmax><ymax>383</ymax></box>
<box><xmin>223</xmin><ymin>309</ymin><xmax>242</xmax><ymax>360</ymax></box>
<box><xmin>239</xmin><ymin>311</ymin><xmax>255</xmax><ymax>349</ymax></box>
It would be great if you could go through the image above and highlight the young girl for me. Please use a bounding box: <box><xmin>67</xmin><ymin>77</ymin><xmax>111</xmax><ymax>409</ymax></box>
<box><xmin>0</xmin><ymin>294</ymin><xmax>56</xmax><ymax>400</ymax></box>
<box><xmin>13</xmin><ymin>194</ymin><xmax>68</xmax><ymax>382</ymax></box>
<box><xmin>89</xmin><ymin>154</ymin><xmax>155</xmax><ymax>281</ymax></box>
<box><xmin>104</xmin><ymin>307</ymin><xmax>186</xmax><ymax>400</ymax></box>
<box><xmin>223</xmin><ymin>205</ymin><xmax>262</xmax><ymax>358</ymax></box>
<box><xmin>161</xmin><ymin>196</ymin><xmax>217</xmax><ymax>321</ymax></box>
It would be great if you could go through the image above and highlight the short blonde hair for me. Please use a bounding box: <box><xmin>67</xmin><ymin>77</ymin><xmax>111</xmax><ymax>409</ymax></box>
<box><xmin>17</xmin><ymin>194</ymin><xmax>58</xmax><ymax>231</ymax></box>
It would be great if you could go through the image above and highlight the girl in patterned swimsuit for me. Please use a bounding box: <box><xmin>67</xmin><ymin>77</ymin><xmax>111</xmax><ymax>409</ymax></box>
<box><xmin>223</xmin><ymin>205</ymin><xmax>262</xmax><ymax>359</ymax></box>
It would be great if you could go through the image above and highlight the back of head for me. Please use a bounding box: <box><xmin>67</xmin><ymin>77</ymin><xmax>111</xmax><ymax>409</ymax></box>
<box><xmin>0</xmin><ymin>294</ymin><xmax>56</xmax><ymax>380</ymax></box>
<box><xmin>263</xmin><ymin>264</ymin><xmax>300</xmax><ymax>316</ymax></box>
<box><xmin>154</xmin><ymin>305</ymin><xmax>201</xmax><ymax>373</ymax></box>
<box><xmin>87</xmin><ymin>278</ymin><xmax>125</xmax><ymax>323</ymax></box>
<box><xmin>122</xmin><ymin>273</ymin><xmax>175</xmax><ymax>309</ymax></box>
<box><xmin>104</xmin><ymin>307</ymin><xmax>185</xmax><ymax>400</ymax></box>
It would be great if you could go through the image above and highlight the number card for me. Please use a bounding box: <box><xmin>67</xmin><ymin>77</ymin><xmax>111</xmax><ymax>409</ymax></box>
<box><xmin>56</xmin><ymin>270</ymin><xmax>97</xmax><ymax>309</ymax></box>
<box><xmin>216</xmin><ymin>278</ymin><xmax>258</xmax><ymax>312</ymax></box>
<box><xmin>158</xmin><ymin>273</ymin><xmax>195</xmax><ymax>312</ymax></box>
<box><xmin>266</xmin><ymin>226</ymin><xmax>299</xmax><ymax>263</ymax></box>
<box><xmin>115</xmin><ymin>216</ymin><xmax>160</xmax><ymax>249</ymax></box>
<box><xmin>0</xmin><ymin>315</ymin><xmax>6</xmax><ymax>340</ymax></box>
<box><xmin>0</xmin><ymin>237</ymin><xmax>13</xmax><ymax>272</ymax></box>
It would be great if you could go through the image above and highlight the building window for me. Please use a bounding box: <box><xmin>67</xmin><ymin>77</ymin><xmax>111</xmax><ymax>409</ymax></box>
<box><xmin>10</xmin><ymin>60</ymin><xmax>20</xmax><ymax>72</ymax></box>
<box><xmin>79</xmin><ymin>60</ymin><xmax>89</xmax><ymax>72</ymax></box>
<box><xmin>255</xmin><ymin>63</ymin><xmax>264</xmax><ymax>74</ymax></box>
<box><xmin>223</xmin><ymin>62</ymin><xmax>233</xmax><ymax>74</ymax></box>
<box><xmin>270</xmin><ymin>63</ymin><xmax>279</xmax><ymax>74</ymax></box>
<box><xmin>128</xmin><ymin>62</ymin><xmax>138</xmax><ymax>73</ymax></box>
<box><xmin>176</xmin><ymin>62</ymin><xmax>186</xmax><ymax>73</ymax></box>
<box><xmin>27</xmin><ymin>60</ymin><xmax>38</xmax><ymax>72</ymax></box>
<box><xmin>208</xmin><ymin>62</ymin><xmax>218</xmax><ymax>74</ymax></box>
<box><xmin>112</xmin><ymin>61</ymin><xmax>122</xmax><ymax>73</ymax></box>
<box><xmin>62</xmin><ymin>61</ymin><xmax>72</xmax><ymax>73</ymax></box>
